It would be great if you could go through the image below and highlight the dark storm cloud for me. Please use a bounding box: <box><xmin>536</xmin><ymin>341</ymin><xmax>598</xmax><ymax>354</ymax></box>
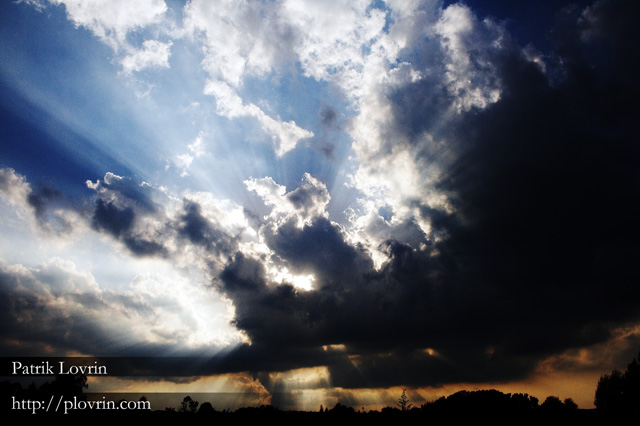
<box><xmin>386</xmin><ymin>0</ymin><xmax>639</xmax><ymax>379</ymax></box>
<box><xmin>325</xmin><ymin>347</ymin><xmax>535</xmax><ymax>389</ymax></box>
<box><xmin>92</xmin><ymin>198</ymin><xmax>135</xmax><ymax>237</ymax></box>
<box><xmin>91</xmin><ymin>198</ymin><xmax>166</xmax><ymax>256</ymax></box>
<box><xmin>211</xmin><ymin>0</ymin><xmax>640</xmax><ymax>388</ymax></box>
<box><xmin>91</xmin><ymin>173</ymin><xmax>158</xmax><ymax>213</ymax></box>
<box><xmin>264</xmin><ymin>217</ymin><xmax>372</xmax><ymax>285</ymax></box>
<box><xmin>89</xmin><ymin>175</ymin><xmax>241</xmax><ymax>258</ymax></box>
<box><xmin>430</xmin><ymin>0</ymin><xmax>640</xmax><ymax>327</ymax></box>
<box><xmin>176</xmin><ymin>200</ymin><xmax>237</xmax><ymax>255</ymax></box>
<box><xmin>0</xmin><ymin>168</ymin><xmax>74</xmax><ymax>234</ymax></box>
<box><xmin>219</xmin><ymin>252</ymin><xmax>325</xmax><ymax>347</ymax></box>
<box><xmin>88</xmin><ymin>174</ymin><xmax>167</xmax><ymax>257</ymax></box>
<box><xmin>26</xmin><ymin>186</ymin><xmax>62</xmax><ymax>220</ymax></box>
<box><xmin>287</xmin><ymin>183</ymin><xmax>327</xmax><ymax>213</ymax></box>
<box><xmin>120</xmin><ymin>235</ymin><xmax>166</xmax><ymax>257</ymax></box>
<box><xmin>217</xmin><ymin>219</ymin><xmax>461</xmax><ymax>370</ymax></box>
<box><xmin>178</xmin><ymin>201</ymin><xmax>218</xmax><ymax>245</ymax></box>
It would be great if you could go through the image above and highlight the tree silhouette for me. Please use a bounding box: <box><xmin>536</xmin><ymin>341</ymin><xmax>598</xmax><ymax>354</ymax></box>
<box><xmin>328</xmin><ymin>403</ymin><xmax>355</xmax><ymax>415</ymax></box>
<box><xmin>594</xmin><ymin>351</ymin><xmax>640</xmax><ymax>414</ymax></box>
<box><xmin>397</xmin><ymin>388</ymin><xmax>413</xmax><ymax>411</ymax></box>
<box><xmin>563</xmin><ymin>398</ymin><xmax>577</xmax><ymax>412</ymax></box>
<box><xmin>179</xmin><ymin>395</ymin><xmax>199</xmax><ymax>413</ymax></box>
<box><xmin>198</xmin><ymin>402</ymin><xmax>215</xmax><ymax>414</ymax></box>
<box><xmin>540</xmin><ymin>396</ymin><xmax>564</xmax><ymax>413</ymax></box>
<box><xmin>623</xmin><ymin>352</ymin><xmax>640</xmax><ymax>410</ymax></box>
<box><xmin>594</xmin><ymin>369</ymin><xmax>624</xmax><ymax>411</ymax></box>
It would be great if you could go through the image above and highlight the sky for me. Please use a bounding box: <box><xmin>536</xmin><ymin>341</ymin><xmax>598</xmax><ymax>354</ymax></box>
<box><xmin>1</xmin><ymin>0</ymin><xmax>639</xmax><ymax>411</ymax></box>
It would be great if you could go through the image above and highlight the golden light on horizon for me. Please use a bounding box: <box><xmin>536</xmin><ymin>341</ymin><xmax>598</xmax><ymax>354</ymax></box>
<box><xmin>323</xmin><ymin>344</ymin><xmax>347</xmax><ymax>352</ymax></box>
<box><xmin>267</xmin><ymin>366</ymin><xmax>332</xmax><ymax>391</ymax></box>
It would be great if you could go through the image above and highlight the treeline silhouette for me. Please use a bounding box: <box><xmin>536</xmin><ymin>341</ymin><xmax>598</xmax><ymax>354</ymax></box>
<box><xmin>594</xmin><ymin>350</ymin><xmax>640</xmax><ymax>415</ymax></box>
<box><xmin>2</xmin><ymin>351</ymin><xmax>639</xmax><ymax>423</ymax></box>
<box><xmin>1</xmin><ymin>372</ymin><xmax>87</xmax><ymax>403</ymax></box>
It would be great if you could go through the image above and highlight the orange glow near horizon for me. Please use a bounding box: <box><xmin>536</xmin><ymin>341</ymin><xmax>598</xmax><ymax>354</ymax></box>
<box><xmin>82</xmin><ymin>326</ymin><xmax>640</xmax><ymax>412</ymax></box>
<box><xmin>82</xmin><ymin>363</ymin><xmax>602</xmax><ymax>412</ymax></box>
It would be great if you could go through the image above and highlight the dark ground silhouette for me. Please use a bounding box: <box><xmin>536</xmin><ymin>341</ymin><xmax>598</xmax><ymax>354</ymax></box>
<box><xmin>2</xmin><ymin>352</ymin><xmax>639</xmax><ymax>424</ymax></box>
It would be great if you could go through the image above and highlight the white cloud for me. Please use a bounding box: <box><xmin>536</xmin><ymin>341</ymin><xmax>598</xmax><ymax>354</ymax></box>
<box><xmin>245</xmin><ymin>173</ymin><xmax>330</xmax><ymax>227</ymax></box>
<box><xmin>281</xmin><ymin>0</ymin><xmax>387</xmax><ymax>100</ymax></box>
<box><xmin>0</xmin><ymin>169</ymin><xmax>259</xmax><ymax>354</ymax></box>
<box><xmin>244</xmin><ymin>176</ymin><xmax>286</xmax><ymax>209</ymax></box>
<box><xmin>337</xmin><ymin>2</ymin><xmax>511</xmax><ymax>258</ymax></box>
<box><xmin>121</xmin><ymin>39</ymin><xmax>173</xmax><ymax>75</ymax></box>
<box><xmin>177</xmin><ymin>0</ymin><xmax>495</xmax><ymax>251</ymax></box>
<box><xmin>49</xmin><ymin>0</ymin><xmax>167</xmax><ymax>48</ymax></box>
<box><xmin>433</xmin><ymin>4</ymin><xmax>503</xmax><ymax>112</ymax></box>
<box><xmin>204</xmin><ymin>80</ymin><xmax>313</xmax><ymax>156</ymax></box>
<box><xmin>175</xmin><ymin>153</ymin><xmax>194</xmax><ymax>177</ymax></box>
<box><xmin>183</xmin><ymin>0</ymin><xmax>296</xmax><ymax>86</ymax></box>
<box><xmin>0</xmin><ymin>168</ymin><xmax>84</xmax><ymax>237</ymax></box>
<box><xmin>46</xmin><ymin>0</ymin><xmax>171</xmax><ymax>75</ymax></box>
<box><xmin>0</xmin><ymin>256</ymin><xmax>242</xmax><ymax>353</ymax></box>
<box><xmin>16</xmin><ymin>0</ymin><xmax>515</xmax><ymax>269</ymax></box>
<box><xmin>174</xmin><ymin>133</ymin><xmax>208</xmax><ymax>177</ymax></box>
<box><xmin>0</xmin><ymin>168</ymin><xmax>32</xmax><ymax>212</ymax></box>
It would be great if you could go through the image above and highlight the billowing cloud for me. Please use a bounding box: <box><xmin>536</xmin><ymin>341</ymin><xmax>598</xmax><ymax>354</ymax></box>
<box><xmin>0</xmin><ymin>168</ymin><xmax>33</xmax><ymax>213</ymax></box>
<box><xmin>121</xmin><ymin>39</ymin><xmax>173</xmax><ymax>75</ymax></box>
<box><xmin>48</xmin><ymin>0</ymin><xmax>167</xmax><ymax>48</ymax></box>
<box><xmin>174</xmin><ymin>133</ymin><xmax>207</xmax><ymax>177</ymax></box>
<box><xmin>182</xmin><ymin>0</ymin><xmax>296</xmax><ymax>85</ymax></box>
<box><xmin>0</xmin><ymin>168</ymin><xmax>77</xmax><ymax>235</ymax></box>
<box><xmin>203</xmin><ymin>80</ymin><xmax>314</xmax><ymax>156</ymax></box>
<box><xmin>205</xmin><ymin>0</ymin><xmax>640</xmax><ymax>389</ymax></box>
<box><xmin>21</xmin><ymin>0</ymin><xmax>171</xmax><ymax>79</ymax></box>
<box><xmin>433</xmin><ymin>3</ymin><xmax>503</xmax><ymax>112</ymax></box>
<box><xmin>0</xmin><ymin>168</ymin><xmax>250</xmax><ymax>355</ymax></box>
<box><xmin>245</xmin><ymin>172</ymin><xmax>330</xmax><ymax>227</ymax></box>
<box><xmin>86</xmin><ymin>172</ymin><xmax>167</xmax><ymax>256</ymax></box>
<box><xmin>183</xmin><ymin>1</ymin><xmax>315</xmax><ymax>156</ymax></box>
<box><xmin>0</xmin><ymin>256</ymin><xmax>245</xmax><ymax>356</ymax></box>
